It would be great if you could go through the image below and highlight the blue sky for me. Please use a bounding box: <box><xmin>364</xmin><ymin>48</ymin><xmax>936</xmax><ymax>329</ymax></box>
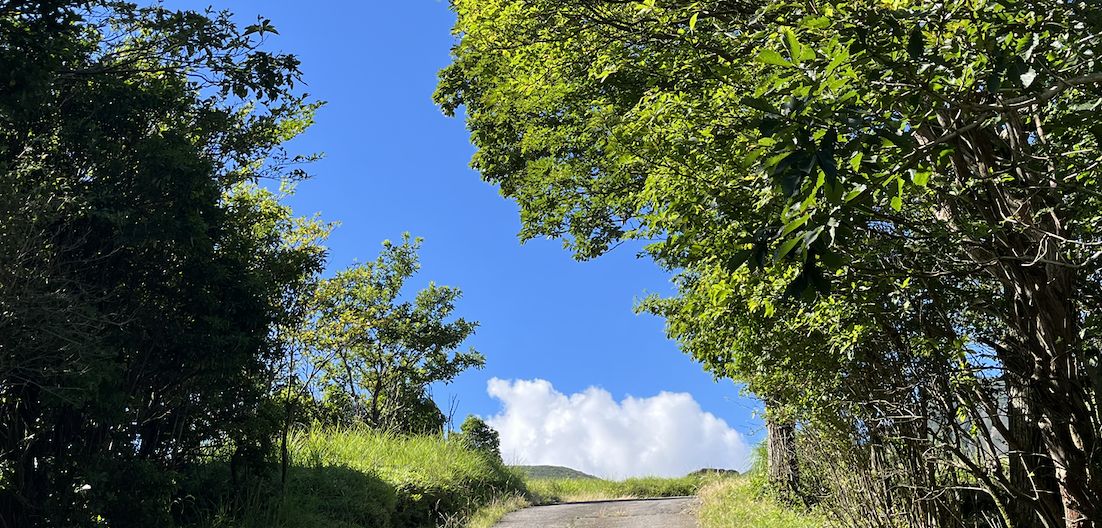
<box><xmin>162</xmin><ymin>0</ymin><xmax>763</xmax><ymax>473</ymax></box>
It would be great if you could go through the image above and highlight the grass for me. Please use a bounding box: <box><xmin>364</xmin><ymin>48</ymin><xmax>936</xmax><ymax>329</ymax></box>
<box><xmin>696</xmin><ymin>477</ymin><xmax>828</xmax><ymax>528</ymax></box>
<box><xmin>525</xmin><ymin>475</ymin><xmax>703</xmax><ymax>504</ymax></box>
<box><xmin>475</xmin><ymin>472</ymin><xmax>829</xmax><ymax>528</ymax></box>
<box><xmin>458</xmin><ymin>473</ymin><xmax>706</xmax><ymax>527</ymax></box>
<box><xmin>182</xmin><ymin>430</ymin><xmax>825</xmax><ymax>528</ymax></box>
<box><xmin>460</xmin><ymin>492</ymin><xmax>530</xmax><ymax>528</ymax></box>
<box><xmin>184</xmin><ymin>424</ymin><xmax>525</xmax><ymax>528</ymax></box>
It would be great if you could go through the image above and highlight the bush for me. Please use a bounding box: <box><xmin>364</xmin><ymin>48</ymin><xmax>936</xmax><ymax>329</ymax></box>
<box><xmin>454</xmin><ymin>415</ymin><xmax>502</xmax><ymax>462</ymax></box>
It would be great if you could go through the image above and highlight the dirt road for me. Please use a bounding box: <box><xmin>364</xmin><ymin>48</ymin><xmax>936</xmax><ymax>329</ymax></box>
<box><xmin>493</xmin><ymin>496</ymin><xmax>700</xmax><ymax>527</ymax></box>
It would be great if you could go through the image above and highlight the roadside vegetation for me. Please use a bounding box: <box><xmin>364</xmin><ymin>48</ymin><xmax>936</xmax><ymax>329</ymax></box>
<box><xmin>697</xmin><ymin>477</ymin><xmax>827</xmax><ymax>528</ymax></box>
<box><xmin>439</xmin><ymin>0</ymin><xmax>1102</xmax><ymax>525</ymax></box>
<box><xmin>176</xmin><ymin>428</ymin><xmax>813</xmax><ymax>528</ymax></box>
<box><xmin>180</xmin><ymin>424</ymin><xmax>524</xmax><ymax>528</ymax></box>
<box><xmin>462</xmin><ymin>471</ymin><xmax>710</xmax><ymax>528</ymax></box>
<box><xmin>468</xmin><ymin>453</ymin><xmax>827</xmax><ymax>528</ymax></box>
<box><xmin>525</xmin><ymin>474</ymin><xmax>703</xmax><ymax>504</ymax></box>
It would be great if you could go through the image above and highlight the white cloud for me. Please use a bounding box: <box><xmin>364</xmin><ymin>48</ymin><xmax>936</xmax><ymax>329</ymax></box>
<box><xmin>485</xmin><ymin>378</ymin><xmax>750</xmax><ymax>479</ymax></box>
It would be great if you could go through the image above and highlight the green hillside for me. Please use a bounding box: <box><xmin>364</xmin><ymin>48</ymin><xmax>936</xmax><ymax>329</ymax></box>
<box><xmin>512</xmin><ymin>465</ymin><xmax>599</xmax><ymax>480</ymax></box>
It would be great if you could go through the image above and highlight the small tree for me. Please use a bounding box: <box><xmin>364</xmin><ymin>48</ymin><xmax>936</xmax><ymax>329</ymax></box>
<box><xmin>308</xmin><ymin>234</ymin><xmax>484</xmax><ymax>434</ymax></box>
<box><xmin>455</xmin><ymin>415</ymin><xmax>502</xmax><ymax>463</ymax></box>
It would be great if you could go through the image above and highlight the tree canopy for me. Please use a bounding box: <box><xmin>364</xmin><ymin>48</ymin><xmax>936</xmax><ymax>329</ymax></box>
<box><xmin>437</xmin><ymin>0</ymin><xmax>1102</xmax><ymax>525</ymax></box>
<box><xmin>301</xmin><ymin>234</ymin><xmax>484</xmax><ymax>434</ymax></box>
<box><xmin>0</xmin><ymin>1</ymin><xmax>325</xmax><ymax>524</ymax></box>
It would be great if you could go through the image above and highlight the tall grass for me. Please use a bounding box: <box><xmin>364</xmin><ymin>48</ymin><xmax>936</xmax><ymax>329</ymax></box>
<box><xmin>697</xmin><ymin>477</ymin><xmax>828</xmax><ymax>528</ymax></box>
<box><xmin>289</xmin><ymin>424</ymin><xmax>524</xmax><ymax>511</ymax></box>
<box><xmin>186</xmin><ymin>424</ymin><xmax>525</xmax><ymax>528</ymax></box>
<box><xmin>182</xmin><ymin>429</ymin><xmax>823</xmax><ymax>528</ymax></box>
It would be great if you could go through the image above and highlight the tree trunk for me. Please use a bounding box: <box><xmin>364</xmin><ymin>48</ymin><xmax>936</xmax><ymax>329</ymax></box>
<box><xmin>1004</xmin><ymin>349</ymin><xmax>1063</xmax><ymax>528</ymax></box>
<box><xmin>933</xmin><ymin>117</ymin><xmax>1101</xmax><ymax>527</ymax></box>
<box><xmin>1007</xmin><ymin>261</ymin><xmax>1099</xmax><ymax>527</ymax></box>
<box><xmin>766</xmin><ymin>400</ymin><xmax>800</xmax><ymax>503</ymax></box>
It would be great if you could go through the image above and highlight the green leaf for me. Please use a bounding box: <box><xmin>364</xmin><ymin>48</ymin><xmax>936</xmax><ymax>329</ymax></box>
<box><xmin>911</xmin><ymin>168</ymin><xmax>931</xmax><ymax>187</ymax></box>
<box><xmin>784</xmin><ymin>29</ymin><xmax>803</xmax><ymax>65</ymax></box>
<box><xmin>775</xmin><ymin>236</ymin><xmax>802</xmax><ymax>261</ymax></box>
<box><xmin>689</xmin><ymin>12</ymin><xmax>699</xmax><ymax>31</ymax></box>
<box><xmin>800</xmin><ymin>16</ymin><xmax>830</xmax><ymax>29</ymax></box>
<box><xmin>781</xmin><ymin>172</ymin><xmax>802</xmax><ymax>198</ymax></box>
<box><xmin>782</xmin><ymin>213</ymin><xmax>813</xmax><ymax>236</ymax></box>
<box><xmin>907</xmin><ymin>27</ymin><xmax>924</xmax><ymax>59</ymax></box>
<box><xmin>758</xmin><ymin>118</ymin><xmax>780</xmax><ymax>136</ymax></box>
<box><xmin>726</xmin><ymin>249</ymin><xmax>754</xmax><ymax>270</ymax></box>
<box><xmin>771</xmin><ymin>151</ymin><xmax>803</xmax><ymax>177</ymax></box>
<box><xmin>757</xmin><ymin>50</ymin><xmax>794</xmax><ymax>67</ymax></box>
<box><xmin>743</xmin><ymin>97</ymin><xmax>779</xmax><ymax>114</ymax></box>
<box><xmin>799</xmin><ymin>46</ymin><xmax>816</xmax><ymax>63</ymax></box>
<box><xmin>848</xmin><ymin>152</ymin><xmax>863</xmax><ymax>173</ymax></box>
<box><xmin>891</xmin><ymin>196</ymin><xmax>903</xmax><ymax>211</ymax></box>
<box><xmin>783</xmin><ymin>271</ymin><xmax>810</xmax><ymax>298</ymax></box>
<box><xmin>797</xmin><ymin>150</ymin><xmax>817</xmax><ymax>174</ymax></box>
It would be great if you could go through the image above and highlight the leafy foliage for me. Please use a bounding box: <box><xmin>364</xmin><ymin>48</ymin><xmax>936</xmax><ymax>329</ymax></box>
<box><xmin>300</xmin><ymin>235</ymin><xmax>484</xmax><ymax>434</ymax></box>
<box><xmin>181</xmin><ymin>424</ymin><xmax>527</xmax><ymax>528</ymax></box>
<box><xmin>455</xmin><ymin>415</ymin><xmax>502</xmax><ymax>462</ymax></box>
<box><xmin>437</xmin><ymin>0</ymin><xmax>1102</xmax><ymax>524</ymax></box>
<box><xmin>0</xmin><ymin>1</ymin><xmax>323</xmax><ymax>525</ymax></box>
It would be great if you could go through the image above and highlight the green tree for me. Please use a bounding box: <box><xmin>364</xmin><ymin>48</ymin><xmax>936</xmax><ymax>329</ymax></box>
<box><xmin>307</xmin><ymin>235</ymin><xmax>484</xmax><ymax>434</ymax></box>
<box><xmin>0</xmin><ymin>1</ymin><xmax>323</xmax><ymax>525</ymax></box>
<box><xmin>437</xmin><ymin>0</ymin><xmax>1102</xmax><ymax>524</ymax></box>
<box><xmin>455</xmin><ymin>415</ymin><xmax>502</xmax><ymax>463</ymax></box>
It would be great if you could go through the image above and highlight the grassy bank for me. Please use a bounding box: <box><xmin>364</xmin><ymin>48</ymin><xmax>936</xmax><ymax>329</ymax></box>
<box><xmin>697</xmin><ymin>477</ymin><xmax>827</xmax><ymax>528</ymax></box>
<box><xmin>494</xmin><ymin>473</ymin><xmax>828</xmax><ymax>528</ymax></box>
<box><xmin>185</xmin><ymin>424</ymin><xmax>525</xmax><ymax>528</ymax></box>
<box><xmin>182</xmin><ymin>429</ymin><xmax>823</xmax><ymax>528</ymax></box>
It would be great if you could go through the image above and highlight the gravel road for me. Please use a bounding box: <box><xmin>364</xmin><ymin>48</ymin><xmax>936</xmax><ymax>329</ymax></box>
<box><xmin>493</xmin><ymin>496</ymin><xmax>700</xmax><ymax>528</ymax></box>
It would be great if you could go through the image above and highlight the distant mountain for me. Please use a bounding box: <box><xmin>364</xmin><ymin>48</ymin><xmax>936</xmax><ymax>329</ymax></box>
<box><xmin>513</xmin><ymin>465</ymin><xmax>600</xmax><ymax>480</ymax></box>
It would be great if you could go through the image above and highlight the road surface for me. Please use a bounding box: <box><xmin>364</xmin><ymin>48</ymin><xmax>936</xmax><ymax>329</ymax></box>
<box><xmin>493</xmin><ymin>496</ymin><xmax>700</xmax><ymax>528</ymax></box>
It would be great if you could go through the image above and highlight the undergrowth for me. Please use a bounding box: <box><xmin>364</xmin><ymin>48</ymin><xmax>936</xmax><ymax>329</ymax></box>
<box><xmin>181</xmin><ymin>424</ymin><xmax>525</xmax><ymax>528</ymax></box>
<box><xmin>697</xmin><ymin>477</ymin><xmax>828</xmax><ymax>528</ymax></box>
<box><xmin>179</xmin><ymin>428</ymin><xmax>819</xmax><ymax>528</ymax></box>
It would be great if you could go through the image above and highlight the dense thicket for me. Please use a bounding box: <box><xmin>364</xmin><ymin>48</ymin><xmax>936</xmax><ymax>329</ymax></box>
<box><xmin>0</xmin><ymin>1</ymin><xmax>321</xmax><ymax>525</ymax></box>
<box><xmin>436</xmin><ymin>0</ymin><xmax>1102</xmax><ymax>526</ymax></box>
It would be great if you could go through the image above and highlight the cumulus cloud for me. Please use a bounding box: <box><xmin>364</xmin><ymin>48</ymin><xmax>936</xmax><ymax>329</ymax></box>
<box><xmin>485</xmin><ymin>378</ymin><xmax>750</xmax><ymax>478</ymax></box>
